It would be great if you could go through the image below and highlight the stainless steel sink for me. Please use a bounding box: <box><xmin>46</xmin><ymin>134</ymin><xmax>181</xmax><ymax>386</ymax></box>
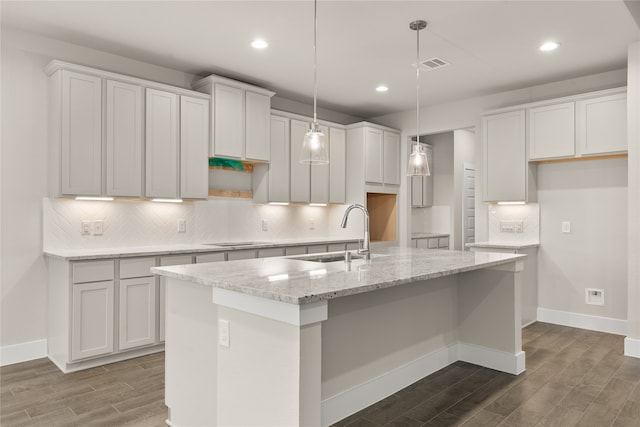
<box><xmin>203</xmin><ymin>242</ymin><xmax>264</xmax><ymax>247</ymax></box>
<box><xmin>289</xmin><ymin>253</ymin><xmax>363</xmax><ymax>263</ymax></box>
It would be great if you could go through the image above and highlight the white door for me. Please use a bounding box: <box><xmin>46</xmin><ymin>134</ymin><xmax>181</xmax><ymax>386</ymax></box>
<box><xmin>71</xmin><ymin>281</ymin><xmax>114</xmax><ymax>360</ymax></box>
<box><xmin>463</xmin><ymin>164</ymin><xmax>476</xmax><ymax>249</ymax></box>
<box><xmin>119</xmin><ymin>276</ymin><xmax>157</xmax><ymax>350</ymax></box>
<box><xmin>145</xmin><ymin>89</ymin><xmax>179</xmax><ymax>198</ymax></box>
<box><xmin>61</xmin><ymin>70</ymin><xmax>102</xmax><ymax>196</ymax></box>
<box><xmin>180</xmin><ymin>95</ymin><xmax>209</xmax><ymax>199</ymax></box>
<box><xmin>105</xmin><ymin>80</ymin><xmax>143</xmax><ymax>197</ymax></box>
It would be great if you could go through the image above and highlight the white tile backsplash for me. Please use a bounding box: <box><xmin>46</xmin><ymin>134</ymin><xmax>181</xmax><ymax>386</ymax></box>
<box><xmin>43</xmin><ymin>197</ymin><xmax>360</xmax><ymax>250</ymax></box>
<box><xmin>487</xmin><ymin>203</ymin><xmax>540</xmax><ymax>244</ymax></box>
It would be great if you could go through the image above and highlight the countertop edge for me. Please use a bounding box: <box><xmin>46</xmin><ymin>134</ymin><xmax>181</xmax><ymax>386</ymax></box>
<box><xmin>466</xmin><ymin>242</ymin><xmax>540</xmax><ymax>250</ymax></box>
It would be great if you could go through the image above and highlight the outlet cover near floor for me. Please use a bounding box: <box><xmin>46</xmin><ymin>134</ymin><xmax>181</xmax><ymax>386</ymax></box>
<box><xmin>585</xmin><ymin>288</ymin><xmax>604</xmax><ymax>306</ymax></box>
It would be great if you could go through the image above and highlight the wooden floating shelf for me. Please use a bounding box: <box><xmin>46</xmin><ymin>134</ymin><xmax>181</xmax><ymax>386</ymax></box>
<box><xmin>208</xmin><ymin>189</ymin><xmax>253</xmax><ymax>199</ymax></box>
<box><xmin>531</xmin><ymin>153</ymin><xmax>627</xmax><ymax>164</ymax></box>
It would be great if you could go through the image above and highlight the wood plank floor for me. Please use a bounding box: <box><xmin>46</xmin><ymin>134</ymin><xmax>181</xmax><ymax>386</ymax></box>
<box><xmin>1</xmin><ymin>323</ymin><xmax>639</xmax><ymax>426</ymax></box>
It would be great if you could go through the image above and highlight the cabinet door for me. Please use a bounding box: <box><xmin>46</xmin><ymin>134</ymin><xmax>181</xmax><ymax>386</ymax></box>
<box><xmin>416</xmin><ymin>239</ymin><xmax>429</xmax><ymax>249</ymax></box>
<box><xmin>483</xmin><ymin>110</ymin><xmax>526</xmax><ymax>202</ymax></box>
<box><xmin>105</xmin><ymin>80</ymin><xmax>143</xmax><ymax>197</ymax></box>
<box><xmin>119</xmin><ymin>277</ymin><xmax>157</xmax><ymax>350</ymax></box>
<box><xmin>227</xmin><ymin>250</ymin><xmax>257</xmax><ymax>261</ymax></box>
<box><xmin>145</xmin><ymin>89</ymin><xmax>179</xmax><ymax>198</ymax></box>
<box><xmin>310</xmin><ymin>125</ymin><xmax>330</xmax><ymax>203</ymax></box>
<box><xmin>329</xmin><ymin>127</ymin><xmax>346</xmax><ymax>204</ymax></box>
<box><xmin>290</xmin><ymin>119</ymin><xmax>311</xmax><ymax>202</ymax></box>
<box><xmin>268</xmin><ymin>115</ymin><xmax>290</xmax><ymax>203</ymax></box>
<box><xmin>245</xmin><ymin>91</ymin><xmax>271</xmax><ymax>161</ymax></box>
<box><xmin>411</xmin><ymin>176</ymin><xmax>424</xmax><ymax>207</ymax></box>
<box><xmin>213</xmin><ymin>84</ymin><xmax>244</xmax><ymax>159</ymax></box>
<box><xmin>364</xmin><ymin>128</ymin><xmax>384</xmax><ymax>183</ymax></box>
<box><xmin>423</xmin><ymin>145</ymin><xmax>434</xmax><ymax>207</ymax></box>
<box><xmin>383</xmin><ymin>131</ymin><xmax>400</xmax><ymax>185</ymax></box>
<box><xmin>71</xmin><ymin>280</ymin><xmax>114</xmax><ymax>360</ymax></box>
<box><xmin>180</xmin><ymin>96</ymin><xmax>209</xmax><ymax>199</ymax></box>
<box><xmin>576</xmin><ymin>93</ymin><xmax>627</xmax><ymax>155</ymax></box>
<box><xmin>61</xmin><ymin>71</ymin><xmax>102</xmax><ymax>196</ymax></box>
<box><xmin>528</xmin><ymin>102</ymin><xmax>575</xmax><ymax>160</ymax></box>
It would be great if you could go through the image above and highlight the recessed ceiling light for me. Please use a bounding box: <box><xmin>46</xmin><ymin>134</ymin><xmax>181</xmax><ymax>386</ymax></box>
<box><xmin>376</xmin><ymin>85</ymin><xmax>389</xmax><ymax>92</ymax></box>
<box><xmin>251</xmin><ymin>39</ymin><xmax>268</xmax><ymax>49</ymax></box>
<box><xmin>539</xmin><ymin>41</ymin><xmax>560</xmax><ymax>52</ymax></box>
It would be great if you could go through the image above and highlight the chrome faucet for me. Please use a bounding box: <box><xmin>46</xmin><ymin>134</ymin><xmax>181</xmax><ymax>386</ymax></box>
<box><xmin>341</xmin><ymin>204</ymin><xmax>370</xmax><ymax>260</ymax></box>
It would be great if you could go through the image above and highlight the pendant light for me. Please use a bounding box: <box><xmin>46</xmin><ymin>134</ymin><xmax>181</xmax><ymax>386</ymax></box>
<box><xmin>300</xmin><ymin>0</ymin><xmax>329</xmax><ymax>164</ymax></box>
<box><xmin>406</xmin><ymin>20</ymin><xmax>430</xmax><ymax>176</ymax></box>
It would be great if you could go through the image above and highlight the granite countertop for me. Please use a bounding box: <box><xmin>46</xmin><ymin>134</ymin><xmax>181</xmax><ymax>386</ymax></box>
<box><xmin>466</xmin><ymin>242</ymin><xmax>540</xmax><ymax>250</ymax></box>
<box><xmin>151</xmin><ymin>247</ymin><xmax>525</xmax><ymax>305</ymax></box>
<box><xmin>411</xmin><ymin>233</ymin><xmax>450</xmax><ymax>239</ymax></box>
<box><xmin>43</xmin><ymin>238</ymin><xmax>360</xmax><ymax>261</ymax></box>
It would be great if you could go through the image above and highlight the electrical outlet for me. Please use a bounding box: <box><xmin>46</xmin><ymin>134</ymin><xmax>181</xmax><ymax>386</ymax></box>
<box><xmin>585</xmin><ymin>288</ymin><xmax>604</xmax><ymax>306</ymax></box>
<box><xmin>261</xmin><ymin>219</ymin><xmax>269</xmax><ymax>231</ymax></box>
<box><xmin>309</xmin><ymin>218</ymin><xmax>315</xmax><ymax>230</ymax></box>
<box><xmin>93</xmin><ymin>220</ymin><xmax>104</xmax><ymax>236</ymax></box>
<box><xmin>219</xmin><ymin>319</ymin><xmax>230</xmax><ymax>348</ymax></box>
<box><xmin>562</xmin><ymin>221</ymin><xmax>571</xmax><ymax>233</ymax></box>
<box><xmin>514</xmin><ymin>220</ymin><xmax>524</xmax><ymax>233</ymax></box>
<box><xmin>177</xmin><ymin>219</ymin><xmax>186</xmax><ymax>233</ymax></box>
<box><xmin>81</xmin><ymin>220</ymin><xmax>91</xmax><ymax>236</ymax></box>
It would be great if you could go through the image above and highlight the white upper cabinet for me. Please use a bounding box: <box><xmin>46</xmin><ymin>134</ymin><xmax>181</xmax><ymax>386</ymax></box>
<box><xmin>383</xmin><ymin>131</ymin><xmax>401</xmax><ymax>185</ymax></box>
<box><xmin>192</xmin><ymin>75</ymin><xmax>275</xmax><ymax>162</ymax></box>
<box><xmin>47</xmin><ymin>61</ymin><xmax>210</xmax><ymax>200</ymax></box>
<box><xmin>212</xmin><ymin>84</ymin><xmax>244</xmax><ymax>159</ymax></box>
<box><xmin>53</xmin><ymin>70</ymin><xmax>103</xmax><ymax>196</ymax></box>
<box><xmin>106</xmin><ymin>80</ymin><xmax>143</xmax><ymax>197</ymax></box>
<box><xmin>245</xmin><ymin>91</ymin><xmax>271</xmax><ymax>161</ymax></box>
<box><xmin>145</xmin><ymin>89</ymin><xmax>179</xmax><ymax>198</ymax></box>
<box><xmin>329</xmin><ymin>127</ymin><xmax>346</xmax><ymax>204</ymax></box>
<box><xmin>483</xmin><ymin>110</ymin><xmax>533</xmax><ymax>202</ymax></box>
<box><xmin>528</xmin><ymin>102</ymin><xmax>575</xmax><ymax>160</ymax></box>
<box><xmin>290</xmin><ymin>119</ymin><xmax>311</xmax><ymax>203</ymax></box>
<box><xmin>252</xmin><ymin>115</ymin><xmax>290</xmax><ymax>204</ymax></box>
<box><xmin>180</xmin><ymin>96</ymin><xmax>210</xmax><ymax>199</ymax></box>
<box><xmin>364</xmin><ymin>128</ymin><xmax>384</xmax><ymax>183</ymax></box>
<box><xmin>310</xmin><ymin>125</ymin><xmax>330</xmax><ymax>204</ymax></box>
<box><xmin>576</xmin><ymin>92</ymin><xmax>627</xmax><ymax>156</ymax></box>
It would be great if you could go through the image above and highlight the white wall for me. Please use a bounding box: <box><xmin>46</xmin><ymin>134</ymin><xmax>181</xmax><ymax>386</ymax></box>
<box><xmin>537</xmin><ymin>159</ymin><xmax>628</xmax><ymax>321</ymax></box>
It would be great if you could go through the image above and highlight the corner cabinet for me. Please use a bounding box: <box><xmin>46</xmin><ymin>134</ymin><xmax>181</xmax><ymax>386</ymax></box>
<box><xmin>192</xmin><ymin>74</ymin><xmax>275</xmax><ymax>162</ymax></box>
<box><xmin>482</xmin><ymin>110</ymin><xmax>536</xmax><ymax>203</ymax></box>
<box><xmin>46</xmin><ymin>60</ymin><xmax>210</xmax><ymax>200</ymax></box>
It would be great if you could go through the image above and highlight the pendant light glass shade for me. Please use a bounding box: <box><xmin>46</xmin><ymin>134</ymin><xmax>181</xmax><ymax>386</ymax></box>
<box><xmin>300</xmin><ymin>0</ymin><xmax>329</xmax><ymax>165</ymax></box>
<box><xmin>300</xmin><ymin>122</ymin><xmax>328</xmax><ymax>164</ymax></box>
<box><xmin>406</xmin><ymin>19</ymin><xmax>430</xmax><ymax>177</ymax></box>
<box><xmin>407</xmin><ymin>143</ymin><xmax>430</xmax><ymax>176</ymax></box>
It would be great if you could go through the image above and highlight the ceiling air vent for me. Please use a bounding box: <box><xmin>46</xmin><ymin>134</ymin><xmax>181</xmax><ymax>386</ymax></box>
<box><xmin>418</xmin><ymin>57</ymin><xmax>450</xmax><ymax>72</ymax></box>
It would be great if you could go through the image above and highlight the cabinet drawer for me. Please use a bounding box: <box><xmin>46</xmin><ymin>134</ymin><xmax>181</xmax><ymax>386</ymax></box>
<box><xmin>120</xmin><ymin>257</ymin><xmax>156</xmax><ymax>279</ymax></box>
<box><xmin>160</xmin><ymin>255</ymin><xmax>193</xmax><ymax>266</ymax></box>
<box><xmin>285</xmin><ymin>246</ymin><xmax>307</xmax><ymax>256</ymax></box>
<box><xmin>346</xmin><ymin>242</ymin><xmax>360</xmax><ymax>251</ymax></box>
<box><xmin>427</xmin><ymin>238</ymin><xmax>439</xmax><ymax>249</ymax></box>
<box><xmin>258</xmin><ymin>248</ymin><xmax>285</xmax><ymax>258</ymax></box>
<box><xmin>72</xmin><ymin>260</ymin><xmax>114</xmax><ymax>284</ymax></box>
<box><xmin>438</xmin><ymin>237</ymin><xmax>449</xmax><ymax>249</ymax></box>
<box><xmin>227</xmin><ymin>250</ymin><xmax>257</xmax><ymax>261</ymax></box>
<box><xmin>327</xmin><ymin>243</ymin><xmax>346</xmax><ymax>252</ymax></box>
<box><xmin>307</xmin><ymin>244</ymin><xmax>328</xmax><ymax>254</ymax></box>
<box><xmin>196</xmin><ymin>253</ymin><xmax>226</xmax><ymax>263</ymax></box>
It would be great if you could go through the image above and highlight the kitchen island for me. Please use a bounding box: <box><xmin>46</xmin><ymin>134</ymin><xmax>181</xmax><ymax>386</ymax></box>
<box><xmin>152</xmin><ymin>247</ymin><xmax>526</xmax><ymax>427</ymax></box>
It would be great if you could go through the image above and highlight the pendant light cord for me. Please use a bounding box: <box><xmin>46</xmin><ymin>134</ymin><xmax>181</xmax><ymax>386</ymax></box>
<box><xmin>313</xmin><ymin>0</ymin><xmax>318</xmax><ymax>125</ymax></box>
<box><xmin>415</xmin><ymin>24</ymin><xmax>420</xmax><ymax>148</ymax></box>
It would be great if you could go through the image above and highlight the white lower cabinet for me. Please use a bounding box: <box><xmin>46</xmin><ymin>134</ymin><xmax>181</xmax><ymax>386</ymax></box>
<box><xmin>413</xmin><ymin>236</ymin><xmax>449</xmax><ymax>250</ymax></box>
<box><xmin>119</xmin><ymin>277</ymin><xmax>157</xmax><ymax>350</ymax></box>
<box><xmin>71</xmin><ymin>280</ymin><xmax>114</xmax><ymax>361</ymax></box>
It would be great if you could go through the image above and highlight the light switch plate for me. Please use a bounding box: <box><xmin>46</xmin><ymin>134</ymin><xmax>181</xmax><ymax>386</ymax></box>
<box><xmin>81</xmin><ymin>220</ymin><xmax>91</xmax><ymax>236</ymax></box>
<box><xmin>562</xmin><ymin>221</ymin><xmax>571</xmax><ymax>233</ymax></box>
<box><xmin>177</xmin><ymin>219</ymin><xmax>186</xmax><ymax>233</ymax></box>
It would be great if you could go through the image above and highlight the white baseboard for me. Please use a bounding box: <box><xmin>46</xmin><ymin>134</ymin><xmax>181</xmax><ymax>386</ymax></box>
<box><xmin>625</xmin><ymin>337</ymin><xmax>640</xmax><ymax>358</ymax></box>
<box><xmin>321</xmin><ymin>344</ymin><xmax>458</xmax><ymax>427</ymax></box>
<box><xmin>458</xmin><ymin>343</ymin><xmax>525</xmax><ymax>375</ymax></box>
<box><xmin>537</xmin><ymin>307</ymin><xmax>627</xmax><ymax>335</ymax></box>
<box><xmin>0</xmin><ymin>339</ymin><xmax>47</xmax><ymax>366</ymax></box>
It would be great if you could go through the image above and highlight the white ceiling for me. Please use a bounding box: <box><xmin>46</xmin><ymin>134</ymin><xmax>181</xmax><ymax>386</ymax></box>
<box><xmin>2</xmin><ymin>1</ymin><xmax>639</xmax><ymax>119</ymax></box>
